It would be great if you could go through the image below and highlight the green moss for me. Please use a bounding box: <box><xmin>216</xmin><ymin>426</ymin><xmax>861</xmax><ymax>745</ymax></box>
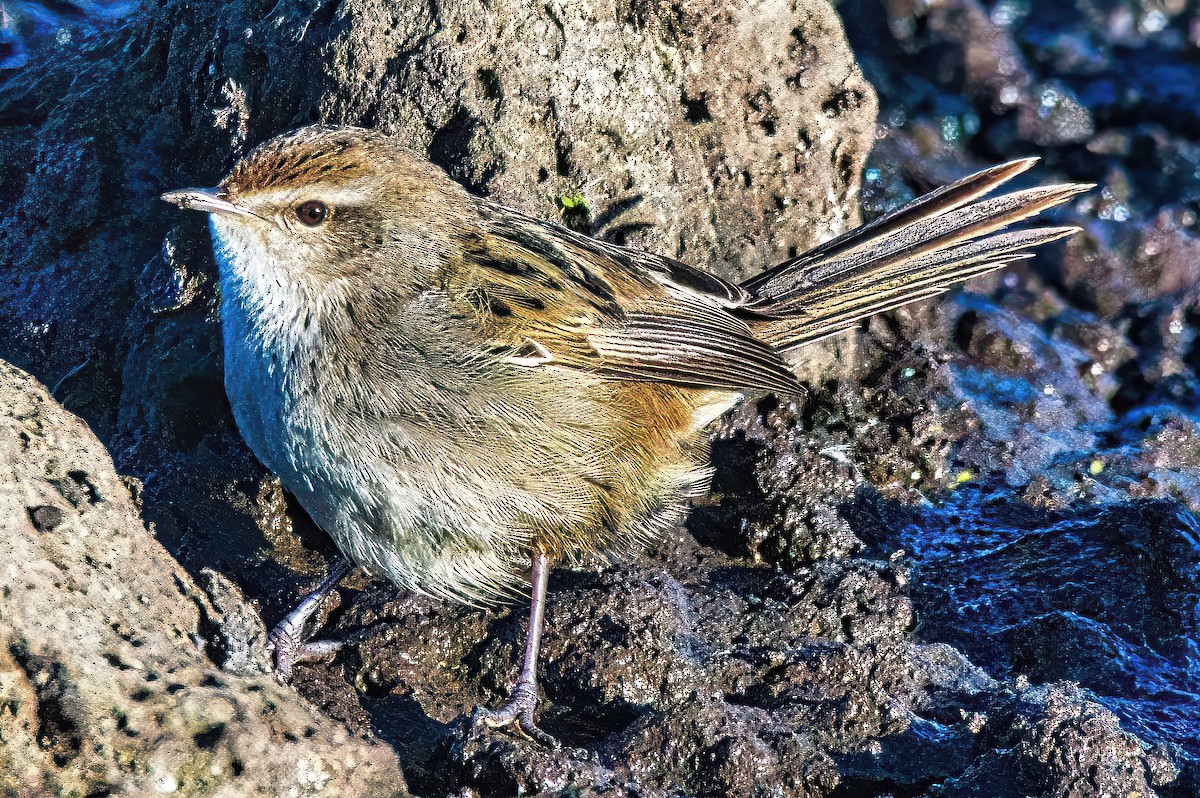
<box><xmin>554</xmin><ymin>192</ymin><xmax>591</xmax><ymax>232</ymax></box>
<box><xmin>174</xmin><ymin>752</ymin><xmax>220</xmax><ymax>797</ymax></box>
<box><xmin>555</xmin><ymin>192</ymin><xmax>587</xmax><ymax>211</ymax></box>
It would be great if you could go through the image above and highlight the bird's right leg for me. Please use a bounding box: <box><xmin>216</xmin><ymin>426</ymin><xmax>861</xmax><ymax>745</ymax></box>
<box><xmin>267</xmin><ymin>557</ymin><xmax>354</xmax><ymax>679</ymax></box>
<box><xmin>473</xmin><ymin>550</ymin><xmax>558</xmax><ymax>747</ymax></box>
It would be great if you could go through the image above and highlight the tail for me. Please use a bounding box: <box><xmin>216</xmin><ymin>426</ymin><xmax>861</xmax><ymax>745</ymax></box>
<box><xmin>742</xmin><ymin>158</ymin><xmax>1093</xmax><ymax>350</ymax></box>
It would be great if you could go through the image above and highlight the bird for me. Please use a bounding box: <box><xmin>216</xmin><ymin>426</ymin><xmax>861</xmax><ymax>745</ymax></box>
<box><xmin>162</xmin><ymin>125</ymin><xmax>1090</xmax><ymax>744</ymax></box>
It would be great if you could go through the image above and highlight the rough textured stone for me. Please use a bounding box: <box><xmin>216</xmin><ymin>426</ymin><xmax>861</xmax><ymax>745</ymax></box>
<box><xmin>3</xmin><ymin>0</ymin><xmax>1200</xmax><ymax>794</ymax></box>
<box><xmin>833</xmin><ymin>0</ymin><xmax>1200</xmax><ymax>788</ymax></box>
<box><xmin>0</xmin><ymin>359</ymin><xmax>407</xmax><ymax>797</ymax></box>
<box><xmin>316</xmin><ymin>0</ymin><xmax>877</xmax><ymax>280</ymax></box>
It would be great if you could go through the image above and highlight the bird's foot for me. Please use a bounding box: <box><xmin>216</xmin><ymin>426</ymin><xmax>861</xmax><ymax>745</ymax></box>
<box><xmin>472</xmin><ymin>682</ymin><xmax>558</xmax><ymax>748</ymax></box>
<box><xmin>266</xmin><ymin>624</ymin><xmax>344</xmax><ymax>680</ymax></box>
<box><xmin>265</xmin><ymin>559</ymin><xmax>353</xmax><ymax>680</ymax></box>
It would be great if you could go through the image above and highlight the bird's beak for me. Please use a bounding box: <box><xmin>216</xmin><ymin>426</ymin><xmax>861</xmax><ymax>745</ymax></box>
<box><xmin>160</xmin><ymin>187</ymin><xmax>257</xmax><ymax>220</ymax></box>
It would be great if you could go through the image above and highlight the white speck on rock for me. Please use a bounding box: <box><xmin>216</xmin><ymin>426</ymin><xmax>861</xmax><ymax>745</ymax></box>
<box><xmin>297</xmin><ymin>756</ymin><xmax>332</xmax><ymax>790</ymax></box>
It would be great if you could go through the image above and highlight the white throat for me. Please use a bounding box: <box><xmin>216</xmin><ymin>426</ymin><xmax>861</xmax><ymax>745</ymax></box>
<box><xmin>209</xmin><ymin>216</ymin><xmax>334</xmax><ymax>361</ymax></box>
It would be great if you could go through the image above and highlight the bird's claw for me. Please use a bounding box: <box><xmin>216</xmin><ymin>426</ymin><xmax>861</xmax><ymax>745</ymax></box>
<box><xmin>266</xmin><ymin>625</ymin><xmax>344</xmax><ymax>681</ymax></box>
<box><xmin>264</xmin><ymin>559</ymin><xmax>354</xmax><ymax>680</ymax></box>
<box><xmin>472</xmin><ymin>683</ymin><xmax>558</xmax><ymax>748</ymax></box>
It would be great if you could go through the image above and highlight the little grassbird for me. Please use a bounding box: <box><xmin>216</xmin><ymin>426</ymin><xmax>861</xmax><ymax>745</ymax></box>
<box><xmin>163</xmin><ymin>125</ymin><xmax>1089</xmax><ymax>744</ymax></box>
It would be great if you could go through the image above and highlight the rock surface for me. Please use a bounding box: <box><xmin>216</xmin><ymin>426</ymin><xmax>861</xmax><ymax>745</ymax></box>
<box><xmin>3</xmin><ymin>0</ymin><xmax>1200</xmax><ymax>795</ymax></box>
<box><xmin>0</xmin><ymin>359</ymin><xmax>407</xmax><ymax>796</ymax></box>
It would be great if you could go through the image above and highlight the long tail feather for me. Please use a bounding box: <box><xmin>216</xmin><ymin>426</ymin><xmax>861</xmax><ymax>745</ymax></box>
<box><xmin>743</xmin><ymin>159</ymin><xmax>1092</xmax><ymax>350</ymax></box>
<box><xmin>742</xmin><ymin>157</ymin><xmax>1040</xmax><ymax>297</ymax></box>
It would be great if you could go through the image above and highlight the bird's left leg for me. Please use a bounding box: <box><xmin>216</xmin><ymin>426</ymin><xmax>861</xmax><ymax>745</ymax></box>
<box><xmin>474</xmin><ymin>550</ymin><xmax>558</xmax><ymax>747</ymax></box>
<box><xmin>267</xmin><ymin>557</ymin><xmax>354</xmax><ymax>679</ymax></box>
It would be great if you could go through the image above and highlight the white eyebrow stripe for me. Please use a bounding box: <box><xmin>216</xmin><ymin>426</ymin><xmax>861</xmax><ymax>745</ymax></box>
<box><xmin>241</xmin><ymin>180</ymin><xmax>374</xmax><ymax>209</ymax></box>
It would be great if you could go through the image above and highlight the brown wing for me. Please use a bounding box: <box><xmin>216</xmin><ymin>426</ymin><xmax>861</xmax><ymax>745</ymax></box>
<box><xmin>445</xmin><ymin>204</ymin><xmax>801</xmax><ymax>395</ymax></box>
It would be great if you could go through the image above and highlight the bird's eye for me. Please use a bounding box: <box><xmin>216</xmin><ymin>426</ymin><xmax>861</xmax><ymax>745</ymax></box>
<box><xmin>295</xmin><ymin>200</ymin><xmax>329</xmax><ymax>227</ymax></box>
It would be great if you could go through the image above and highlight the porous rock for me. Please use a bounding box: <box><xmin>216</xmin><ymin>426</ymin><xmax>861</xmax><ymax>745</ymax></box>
<box><xmin>0</xmin><ymin>359</ymin><xmax>407</xmax><ymax>797</ymax></box>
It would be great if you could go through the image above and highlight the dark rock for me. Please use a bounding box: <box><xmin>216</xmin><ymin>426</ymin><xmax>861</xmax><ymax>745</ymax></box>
<box><xmin>870</xmin><ymin>489</ymin><xmax>1200</xmax><ymax>765</ymax></box>
<box><xmin>831</xmin><ymin>3</ymin><xmax>1200</xmax><ymax>778</ymax></box>
<box><xmin>1017</xmin><ymin>81</ymin><xmax>1095</xmax><ymax>147</ymax></box>
<box><xmin>27</xmin><ymin>503</ymin><xmax>63</xmax><ymax>531</ymax></box>
<box><xmin>934</xmin><ymin>683</ymin><xmax>1180</xmax><ymax>798</ymax></box>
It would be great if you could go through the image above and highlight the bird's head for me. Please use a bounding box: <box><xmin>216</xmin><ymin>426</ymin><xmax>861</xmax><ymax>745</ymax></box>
<box><xmin>162</xmin><ymin>125</ymin><xmax>472</xmax><ymax>289</ymax></box>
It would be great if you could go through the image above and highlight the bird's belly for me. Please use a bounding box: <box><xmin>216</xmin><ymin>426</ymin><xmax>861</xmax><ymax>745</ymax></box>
<box><xmin>222</xmin><ymin>339</ymin><xmax>544</xmax><ymax>602</ymax></box>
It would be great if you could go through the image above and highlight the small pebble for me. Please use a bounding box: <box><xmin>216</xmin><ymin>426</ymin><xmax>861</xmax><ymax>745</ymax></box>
<box><xmin>28</xmin><ymin>505</ymin><xmax>64</xmax><ymax>532</ymax></box>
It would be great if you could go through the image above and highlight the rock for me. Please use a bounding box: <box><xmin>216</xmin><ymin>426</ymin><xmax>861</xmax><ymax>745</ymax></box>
<box><xmin>316</xmin><ymin>0</ymin><xmax>877</xmax><ymax>281</ymax></box>
<box><xmin>0</xmin><ymin>359</ymin><xmax>407</xmax><ymax>797</ymax></box>
<box><xmin>878</xmin><ymin>492</ymin><xmax>1200</xmax><ymax>763</ymax></box>
<box><xmin>194</xmin><ymin>567</ymin><xmax>272</xmax><ymax>677</ymax></box>
<box><xmin>1016</xmin><ymin>81</ymin><xmax>1095</xmax><ymax>147</ymax></box>
<box><xmin>3</xmin><ymin>0</ymin><xmax>1199</xmax><ymax>794</ymax></box>
<box><xmin>935</xmin><ymin>683</ymin><xmax>1181</xmax><ymax>798</ymax></box>
<box><xmin>0</xmin><ymin>1</ymin><xmax>138</xmax><ymax>70</ymax></box>
<box><xmin>832</xmin><ymin>2</ymin><xmax>1200</xmax><ymax>774</ymax></box>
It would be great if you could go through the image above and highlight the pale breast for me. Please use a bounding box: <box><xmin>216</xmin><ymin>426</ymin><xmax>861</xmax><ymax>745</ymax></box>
<box><xmin>219</xmin><ymin>281</ymin><xmax>608</xmax><ymax>602</ymax></box>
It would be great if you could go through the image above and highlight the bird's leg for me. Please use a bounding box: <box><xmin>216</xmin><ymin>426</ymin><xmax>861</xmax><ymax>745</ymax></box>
<box><xmin>266</xmin><ymin>557</ymin><xmax>354</xmax><ymax>679</ymax></box>
<box><xmin>474</xmin><ymin>550</ymin><xmax>558</xmax><ymax>747</ymax></box>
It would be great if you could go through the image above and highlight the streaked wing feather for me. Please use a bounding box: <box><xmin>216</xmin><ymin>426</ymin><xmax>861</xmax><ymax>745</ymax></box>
<box><xmin>637</xmin><ymin>253</ymin><xmax>754</xmax><ymax>307</ymax></box>
<box><xmin>588</xmin><ymin>312</ymin><xmax>801</xmax><ymax>394</ymax></box>
<box><xmin>456</xmin><ymin>203</ymin><xmax>800</xmax><ymax>394</ymax></box>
